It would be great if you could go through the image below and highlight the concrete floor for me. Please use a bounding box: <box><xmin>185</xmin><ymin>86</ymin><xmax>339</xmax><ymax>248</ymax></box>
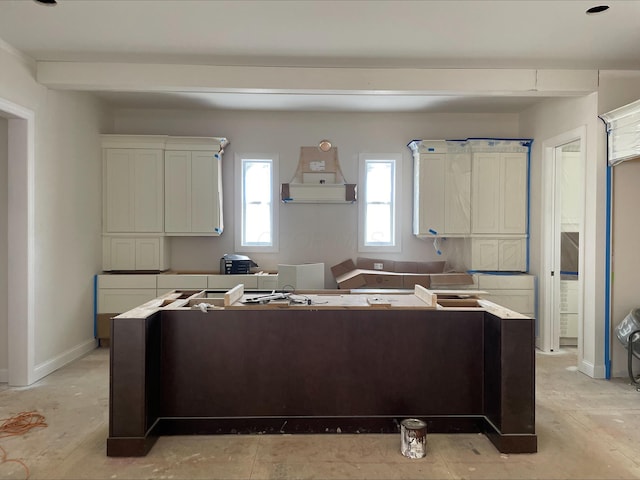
<box><xmin>1</xmin><ymin>347</ymin><xmax>640</xmax><ymax>479</ymax></box>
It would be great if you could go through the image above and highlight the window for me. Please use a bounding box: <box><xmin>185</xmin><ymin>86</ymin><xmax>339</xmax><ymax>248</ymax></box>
<box><xmin>235</xmin><ymin>154</ymin><xmax>279</xmax><ymax>252</ymax></box>
<box><xmin>358</xmin><ymin>153</ymin><xmax>401</xmax><ymax>252</ymax></box>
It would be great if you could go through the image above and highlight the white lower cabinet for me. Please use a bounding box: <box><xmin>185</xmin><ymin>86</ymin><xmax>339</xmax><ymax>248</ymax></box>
<box><xmin>476</xmin><ymin>273</ymin><xmax>535</xmax><ymax>317</ymax></box>
<box><xmin>156</xmin><ymin>274</ymin><xmax>208</xmax><ymax>296</ymax></box>
<box><xmin>471</xmin><ymin>238</ymin><xmax>526</xmax><ymax>272</ymax></box>
<box><xmin>103</xmin><ymin>236</ymin><xmax>170</xmax><ymax>271</ymax></box>
<box><xmin>207</xmin><ymin>275</ymin><xmax>259</xmax><ymax>290</ymax></box>
<box><xmin>97</xmin><ymin>274</ymin><xmax>158</xmax><ymax>314</ymax></box>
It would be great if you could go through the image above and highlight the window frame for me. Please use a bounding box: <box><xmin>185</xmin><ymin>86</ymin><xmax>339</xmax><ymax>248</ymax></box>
<box><xmin>358</xmin><ymin>153</ymin><xmax>402</xmax><ymax>253</ymax></box>
<box><xmin>234</xmin><ymin>153</ymin><xmax>279</xmax><ymax>253</ymax></box>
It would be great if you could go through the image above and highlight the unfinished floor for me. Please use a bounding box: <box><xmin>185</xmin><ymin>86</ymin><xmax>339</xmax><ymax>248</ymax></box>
<box><xmin>1</xmin><ymin>347</ymin><xmax>640</xmax><ymax>480</ymax></box>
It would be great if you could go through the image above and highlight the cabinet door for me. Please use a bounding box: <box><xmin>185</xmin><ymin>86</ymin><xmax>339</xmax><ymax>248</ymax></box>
<box><xmin>104</xmin><ymin>149</ymin><xmax>135</xmax><ymax>232</ymax></box>
<box><xmin>444</xmin><ymin>152</ymin><xmax>471</xmax><ymax>234</ymax></box>
<box><xmin>471</xmin><ymin>239</ymin><xmax>499</xmax><ymax>270</ymax></box>
<box><xmin>98</xmin><ymin>289</ymin><xmax>158</xmax><ymax>314</ymax></box>
<box><xmin>133</xmin><ymin>150</ymin><xmax>164</xmax><ymax>232</ymax></box>
<box><xmin>483</xmin><ymin>289</ymin><xmax>534</xmax><ymax>316</ymax></box>
<box><xmin>501</xmin><ymin>153</ymin><xmax>527</xmax><ymax>234</ymax></box>
<box><xmin>104</xmin><ymin>148</ymin><xmax>163</xmax><ymax>233</ymax></box>
<box><xmin>191</xmin><ymin>151</ymin><xmax>221</xmax><ymax>233</ymax></box>
<box><xmin>135</xmin><ymin>238</ymin><xmax>161</xmax><ymax>270</ymax></box>
<box><xmin>472</xmin><ymin>153</ymin><xmax>501</xmax><ymax>233</ymax></box>
<box><xmin>472</xmin><ymin>152</ymin><xmax>527</xmax><ymax>235</ymax></box>
<box><xmin>104</xmin><ymin>237</ymin><xmax>136</xmax><ymax>271</ymax></box>
<box><xmin>164</xmin><ymin>151</ymin><xmax>191</xmax><ymax>233</ymax></box>
<box><xmin>414</xmin><ymin>153</ymin><xmax>445</xmax><ymax>235</ymax></box>
<box><xmin>498</xmin><ymin>238</ymin><xmax>526</xmax><ymax>271</ymax></box>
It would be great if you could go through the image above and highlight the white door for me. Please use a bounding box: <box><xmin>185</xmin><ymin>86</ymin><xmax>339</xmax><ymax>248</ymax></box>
<box><xmin>541</xmin><ymin>133</ymin><xmax>585</xmax><ymax>354</ymax></box>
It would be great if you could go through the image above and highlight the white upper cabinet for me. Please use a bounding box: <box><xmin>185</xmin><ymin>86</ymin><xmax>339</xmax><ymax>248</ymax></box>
<box><xmin>104</xmin><ymin>149</ymin><xmax>164</xmax><ymax>233</ymax></box>
<box><xmin>103</xmin><ymin>136</ymin><xmax>165</xmax><ymax>233</ymax></box>
<box><xmin>164</xmin><ymin>147</ymin><xmax>223</xmax><ymax>235</ymax></box>
<box><xmin>472</xmin><ymin>151</ymin><xmax>527</xmax><ymax>235</ymax></box>
<box><xmin>471</xmin><ymin>152</ymin><xmax>527</xmax><ymax>235</ymax></box>
<box><xmin>410</xmin><ymin>141</ymin><xmax>471</xmax><ymax>237</ymax></box>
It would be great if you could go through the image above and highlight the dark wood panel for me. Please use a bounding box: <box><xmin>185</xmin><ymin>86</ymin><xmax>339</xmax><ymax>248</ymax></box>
<box><xmin>108</xmin><ymin>305</ymin><xmax>537</xmax><ymax>456</ymax></box>
<box><xmin>159</xmin><ymin>309</ymin><xmax>484</xmax><ymax>418</ymax></box>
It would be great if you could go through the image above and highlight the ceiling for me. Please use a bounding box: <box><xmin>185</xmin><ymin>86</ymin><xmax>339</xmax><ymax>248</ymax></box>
<box><xmin>1</xmin><ymin>0</ymin><xmax>639</xmax><ymax>113</ymax></box>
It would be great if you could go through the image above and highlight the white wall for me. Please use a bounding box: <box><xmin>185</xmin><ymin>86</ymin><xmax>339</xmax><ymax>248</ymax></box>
<box><xmin>113</xmin><ymin>109</ymin><xmax>520</xmax><ymax>284</ymax></box>
<box><xmin>598</xmin><ymin>71</ymin><xmax>640</xmax><ymax>377</ymax></box>
<box><xmin>0</xmin><ymin>43</ymin><xmax>110</xmax><ymax>383</ymax></box>
<box><xmin>33</xmin><ymin>90</ymin><xmax>109</xmax><ymax>367</ymax></box>
<box><xmin>0</xmin><ymin>116</ymin><xmax>7</xmax><ymax>381</ymax></box>
<box><xmin>519</xmin><ymin>93</ymin><xmax>605</xmax><ymax>377</ymax></box>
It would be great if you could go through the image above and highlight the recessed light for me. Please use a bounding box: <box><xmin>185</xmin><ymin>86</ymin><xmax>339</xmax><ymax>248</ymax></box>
<box><xmin>33</xmin><ymin>0</ymin><xmax>58</xmax><ymax>5</ymax></box>
<box><xmin>586</xmin><ymin>5</ymin><xmax>609</xmax><ymax>14</ymax></box>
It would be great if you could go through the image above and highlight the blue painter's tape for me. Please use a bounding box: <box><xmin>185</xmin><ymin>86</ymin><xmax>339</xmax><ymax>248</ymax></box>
<box><xmin>605</xmin><ymin>162</ymin><xmax>613</xmax><ymax>379</ymax></box>
<box><xmin>427</xmin><ymin>147</ymin><xmax>435</xmax><ymax>152</ymax></box>
<box><xmin>428</xmin><ymin>228</ymin><xmax>438</xmax><ymax>235</ymax></box>
<box><xmin>93</xmin><ymin>274</ymin><xmax>97</xmax><ymax>339</ymax></box>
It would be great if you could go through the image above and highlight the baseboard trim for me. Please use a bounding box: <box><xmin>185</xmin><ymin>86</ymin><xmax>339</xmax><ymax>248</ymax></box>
<box><xmin>580</xmin><ymin>359</ymin><xmax>606</xmax><ymax>379</ymax></box>
<box><xmin>33</xmin><ymin>338</ymin><xmax>98</xmax><ymax>383</ymax></box>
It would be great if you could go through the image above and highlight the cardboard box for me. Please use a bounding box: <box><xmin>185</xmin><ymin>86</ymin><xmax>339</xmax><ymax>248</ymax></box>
<box><xmin>332</xmin><ymin>258</ymin><xmax>472</xmax><ymax>289</ymax></box>
<box><xmin>402</xmin><ymin>274</ymin><xmax>432</xmax><ymax>289</ymax></box>
<box><xmin>356</xmin><ymin>257</ymin><xmax>396</xmax><ymax>272</ymax></box>
<box><xmin>330</xmin><ymin>259</ymin><xmax>357</xmax><ymax>278</ymax></box>
<box><xmin>334</xmin><ymin>268</ymin><xmax>405</xmax><ymax>289</ymax></box>
<box><xmin>356</xmin><ymin>257</ymin><xmax>446</xmax><ymax>274</ymax></box>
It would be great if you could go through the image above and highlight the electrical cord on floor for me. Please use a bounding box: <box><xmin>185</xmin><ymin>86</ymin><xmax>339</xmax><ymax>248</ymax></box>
<box><xmin>0</xmin><ymin>411</ymin><xmax>48</xmax><ymax>480</ymax></box>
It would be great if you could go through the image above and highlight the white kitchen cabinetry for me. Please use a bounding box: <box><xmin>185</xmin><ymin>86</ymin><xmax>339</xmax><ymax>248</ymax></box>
<box><xmin>102</xmin><ymin>235</ymin><xmax>170</xmax><ymax>271</ymax></box>
<box><xmin>164</xmin><ymin>137</ymin><xmax>226</xmax><ymax>235</ymax></box>
<box><xmin>208</xmin><ymin>274</ymin><xmax>259</xmax><ymax>290</ymax></box>
<box><xmin>476</xmin><ymin>273</ymin><xmax>535</xmax><ymax>318</ymax></box>
<box><xmin>103</xmin><ymin>139</ymin><xmax>164</xmax><ymax>233</ymax></box>
<box><xmin>97</xmin><ymin>274</ymin><xmax>158</xmax><ymax>314</ymax></box>
<box><xmin>471</xmin><ymin>238</ymin><xmax>526</xmax><ymax>272</ymax></box>
<box><xmin>560</xmin><ymin>279</ymin><xmax>579</xmax><ymax>341</ymax></box>
<box><xmin>409</xmin><ymin>141</ymin><xmax>471</xmax><ymax>237</ymax></box>
<box><xmin>156</xmin><ymin>274</ymin><xmax>208</xmax><ymax>296</ymax></box>
<box><xmin>472</xmin><ymin>152</ymin><xmax>527</xmax><ymax>235</ymax></box>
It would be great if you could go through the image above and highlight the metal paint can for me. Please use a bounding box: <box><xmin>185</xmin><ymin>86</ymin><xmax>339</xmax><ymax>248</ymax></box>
<box><xmin>400</xmin><ymin>418</ymin><xmax>427</xmax><ymax>458</ymax></box>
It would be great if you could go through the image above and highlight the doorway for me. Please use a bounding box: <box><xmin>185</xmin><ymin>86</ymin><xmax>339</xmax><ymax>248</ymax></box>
<box><xmin>540</xmin><ymin>127</ymin><xmax>586</xmax><ymax>359</ymax></box>
<box><xmin>0</xmin><ymin>97</ymin><xmax>35</xmax><ymax>386</ymax></box>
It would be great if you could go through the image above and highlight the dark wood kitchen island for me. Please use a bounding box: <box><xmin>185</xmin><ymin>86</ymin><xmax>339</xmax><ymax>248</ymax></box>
<box><xmin>107</xmin><ymin>287</ymin><xmax>536</xmax><ymax>456</ymax></box>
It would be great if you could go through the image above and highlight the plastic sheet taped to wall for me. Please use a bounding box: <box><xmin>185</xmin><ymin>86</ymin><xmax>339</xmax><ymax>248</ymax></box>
<box><xmin>600</xmin><ymin>98</ymin><xmax>640</xmax><ymax>166</ymax></box>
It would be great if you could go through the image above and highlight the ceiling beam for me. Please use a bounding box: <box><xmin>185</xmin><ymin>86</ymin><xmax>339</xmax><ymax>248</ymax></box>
<box><xmin>36</xmin><ymin>62</ymin><xmax>598</xmax><ymax>97</ymax></box>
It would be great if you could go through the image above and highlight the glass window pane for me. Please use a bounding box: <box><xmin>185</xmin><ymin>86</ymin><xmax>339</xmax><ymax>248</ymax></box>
<box><xmin>366</xmin><ymin>162</ymin><xmax>392</xmax><ymax>203</ymax></box>
<box><xmin>366</xmin><ymin>204</ymin><xmax>391</xmax><ymax>243</ymax></box>
<box><xmin>364</xmin><ymin>159</ymin><xmax>395</xmax><ymax>247</ymax></box>
<box><xmin>242</xmin><ymin>159</ymin><xmax>272</xmax><ymax>246</ymax></box>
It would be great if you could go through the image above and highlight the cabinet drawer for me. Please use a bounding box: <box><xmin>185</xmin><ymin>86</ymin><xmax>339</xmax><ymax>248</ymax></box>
<box><xmin>257</xmin><ymin>274</ymin><xmax>279</xmax><ymax>290</ymax></box>
<box><xmin>477</xmin><ymin>274</ymin><xmax>534</xmax><ymax>290</ymax></box>
<box><xmin>98</xmin><ymin>288</ymin><xmax>158</xmax><ymax>314</ymax></box>
<box><xmin>98</xmin><ymin>274</ymin><xmax>157</xmax><ymax>289</ymax></box>
<box><xmin>157</xmin><ymin>275</ymin><xmax>208</xmax><ymax>289</ymax></box>
<box><xmin>482</xmin><ymin>289</ymin><xmax>534</xmax><ymax>315</ymax></box>
<box><xmin>207</xmin><ymin>275</ymin><xmax>259</xmax><ymax>289</ymax></box>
